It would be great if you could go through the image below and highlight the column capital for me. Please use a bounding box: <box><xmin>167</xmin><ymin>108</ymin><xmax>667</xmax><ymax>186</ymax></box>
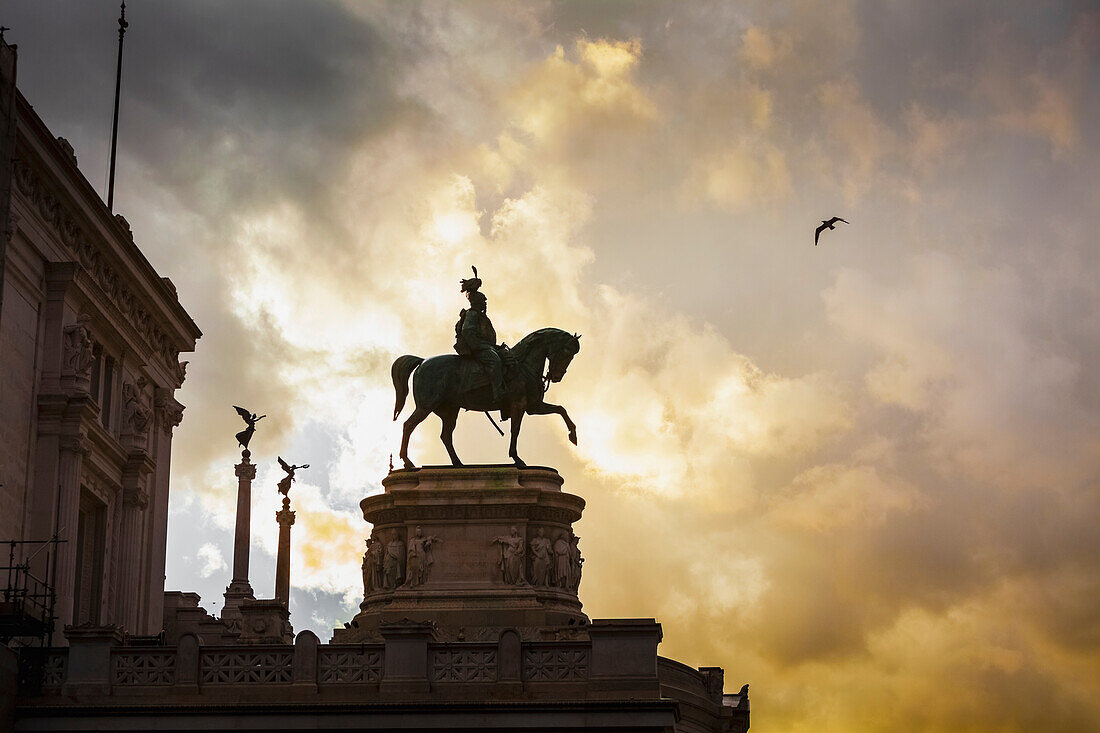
<box><xmin>122</xmin><ymin>484</ymin><xmax>149</xmax><ymax>510</ymax></box>
<box><xmin>235</xmin><ymin>456</ymin><xmax>257</xmax><ymax>480</ymax></box>
<box><xmin>154</xmin><ymin>387</ymin><xmax>185</xmax><ymax>436</ymax></box>
<box><xmin>59</xmin><ymin>432</ymin><xmax>89</xmax><ymax>456</ymax></box>
<box><xmin>276</xmin><ymin>508</ymin><xmax>296</xmax><ymax>526</ymax></box>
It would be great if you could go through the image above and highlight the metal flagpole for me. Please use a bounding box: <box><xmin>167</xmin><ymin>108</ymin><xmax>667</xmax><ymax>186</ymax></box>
<box><xmin>107</xmin><ymin>2</ymin><xmax>127</xmax><ymax>211</ymax></box>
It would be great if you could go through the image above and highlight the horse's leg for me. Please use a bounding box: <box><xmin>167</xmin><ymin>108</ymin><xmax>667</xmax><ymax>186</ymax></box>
<box><xmin>508</xmin><ymin>404</ymin><xmax>526</xmax><ymax>468</ymax></box>
<box><xmin>400</xmin><ymin>406</ymin><xmax>431</xmax><ymax>469</ymax></box>
<box><xmin>439</xmin><ymin>406</ymin><xmax>462</xmax><ymax>467</ymax></box>
<box><xmin>526</xmin><ymin>400</ymin><xmax>577</xmax><ymax>445</ymax></box>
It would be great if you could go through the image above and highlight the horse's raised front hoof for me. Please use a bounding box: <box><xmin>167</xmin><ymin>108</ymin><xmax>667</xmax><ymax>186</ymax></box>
<box><xmin>568</xmin><ymin>429</ymin><xmax>578</xmax><ymax>446</ymax></box>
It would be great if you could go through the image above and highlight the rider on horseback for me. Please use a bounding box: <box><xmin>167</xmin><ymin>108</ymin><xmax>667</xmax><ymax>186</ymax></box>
<box><xmin>454</xmin><ymin>267</ymin><xmax>507</xmax><ymax>404</ymax></box>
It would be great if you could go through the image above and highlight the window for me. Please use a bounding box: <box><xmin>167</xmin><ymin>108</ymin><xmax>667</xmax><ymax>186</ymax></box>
<box><xmin>73</xmin><ymin>490</ymin><xmax>106</xmax><ymax>625</ymax></box>
<box><xmin>101</xmin><ymin>354</ymin><xmax>115</xmax><ymax>430</ymax></box>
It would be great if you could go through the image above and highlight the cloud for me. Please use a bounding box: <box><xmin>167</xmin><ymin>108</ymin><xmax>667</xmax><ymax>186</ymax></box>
<box><xmin>6</xmin><ymin>2</ymin><xmax>1100</xmax><ymax>731</ymax></box>
<box><xmin>196</xmin><ymin>543</ymin><xmax>227</xmax><ymax>578</ymax></box>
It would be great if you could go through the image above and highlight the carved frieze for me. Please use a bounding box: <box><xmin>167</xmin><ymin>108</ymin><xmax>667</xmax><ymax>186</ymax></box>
<box><xmin>13</xmin><ymin>160</ymin><xmax>185</xmax><ymax>375</ymax></box>
<box><xmin>367</xmin><ymin>504</ymin><xmax>578</xmax><ymax>525</ymax></box>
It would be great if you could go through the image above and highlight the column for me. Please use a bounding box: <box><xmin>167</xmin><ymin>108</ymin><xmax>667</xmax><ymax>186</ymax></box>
<box><xmin>275</xmin><ymin>496</ymin><xmax>295</xmax><ymax>606</ymax></box>
<box><xmin>222</xmin><ymin>450</ymin><xmax>256</xmax><ymax>619</ymax></box>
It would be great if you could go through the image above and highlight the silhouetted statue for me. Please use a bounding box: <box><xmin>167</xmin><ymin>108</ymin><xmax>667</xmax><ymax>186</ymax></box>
<box><xmin>276</xmin><ymin>457</ymin><xmax>309</xmax><ymax>497</ymax></box>
<box><xmin>453</xmin><ymin>266</ymin><xmax>506</xmax><ymax>403</ymax></box>
<box><xmin>233</xmin><ymin>406</ymin><xmax>265</xmax><ymax>450</ymax></box>
<box><xmin>393</xmin><ymin>268</ymin><xmax>581</xmax><ymax>468</ymax></box>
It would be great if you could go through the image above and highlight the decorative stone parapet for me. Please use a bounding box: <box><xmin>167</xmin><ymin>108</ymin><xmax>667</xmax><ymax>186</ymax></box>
<box><xmin>16</xmin><ymin>621</ymin><xmax>747</xmax><ymax>732</ymax></box>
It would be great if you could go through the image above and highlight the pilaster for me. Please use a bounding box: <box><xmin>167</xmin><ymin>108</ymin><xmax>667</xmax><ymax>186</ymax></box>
<box><xmin>117</xmin><ymin>451</ymin><xmax>152</xmax><ymax>632</ymax></box>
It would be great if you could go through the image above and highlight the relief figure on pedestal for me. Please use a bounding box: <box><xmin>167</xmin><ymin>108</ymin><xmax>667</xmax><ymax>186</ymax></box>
<box><xmin>569</xmin><ymin>534</ymin><xmax>583</xmax><ymax>592</ymax></box>
<box><xmin>529</xmin><ymin>527</ymin><xmax>553</xmax><ymax>587</ymax></box>
<box><xmin>404</xmin><ymin>526</ymin><xmax>442</xmax><ymax>587</ymax></box>
<box><xmin>383</xmin><ymin>531</ymin><xmax>405</xmax><ymax>590</ymax></box>
<box><xmin>492</xmin><ymin>526</ymin><xmax>527</xmax><ymax>586</ymax></box>
<box><xmin>63</xmin><ymin>313</ymin><xmax>94</xmax><ymax>378</ymax></box>
<box><xmin>553</xmin><ymin>531</ymin><xmax>572</xmax><ymax>589</ymax></box>
<box><xmin>362</xmin><ymin>537</ymin><xmax>380</xmax><ymax>596</ymax></box>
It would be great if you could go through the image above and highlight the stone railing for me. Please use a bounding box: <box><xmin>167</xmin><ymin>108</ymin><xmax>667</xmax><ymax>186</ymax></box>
<box><xmin>27</xmin><ymin>619</ymin><xmax>668</xmax><ymax>700</ymax></box>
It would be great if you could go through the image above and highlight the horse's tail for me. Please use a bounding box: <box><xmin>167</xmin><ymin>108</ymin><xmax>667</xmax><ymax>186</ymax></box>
<box><xmin>391</xmin><ymin>355</ymin><xmax>424</xmax><ymax>420</ymax></box>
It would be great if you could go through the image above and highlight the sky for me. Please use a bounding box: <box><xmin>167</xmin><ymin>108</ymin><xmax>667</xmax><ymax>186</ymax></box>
<box><xmin>4</xmin><ymin>1</ymin><xmax>1100</xmax><ymax>731</ymax></box>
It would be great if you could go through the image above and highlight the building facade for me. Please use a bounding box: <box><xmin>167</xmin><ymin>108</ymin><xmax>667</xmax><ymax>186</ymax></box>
<box><xmin>0</xmin><ymin>38</ymin><xmax>201</xmax><ymax>639</ymax></box>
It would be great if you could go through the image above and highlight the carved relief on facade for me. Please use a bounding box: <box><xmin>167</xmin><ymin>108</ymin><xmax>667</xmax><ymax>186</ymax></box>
<box><xmin>122</xmin><ymin>376</ymin><xmax>152</xmax><ymax>447</ymax></box>
<box><xmin>403</xmin><ymin>526</ymin><xmax>442</xmax><ymax>588</ymax></box>
<box><xmin>62</xmin><ymin>313</ymin><xmax>95</xmax><ymax>383</ymax></box>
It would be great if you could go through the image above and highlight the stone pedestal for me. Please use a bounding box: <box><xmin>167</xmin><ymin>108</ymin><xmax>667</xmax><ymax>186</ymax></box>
<box><xmin>334</xmin><ymin>465</ymin><xmax>587</xmax><ymax>642</ymax></box>
<box><xmin>237</xmin><ymin>599</ymin><xmax>292</xmax><ymax>644</ymax></box>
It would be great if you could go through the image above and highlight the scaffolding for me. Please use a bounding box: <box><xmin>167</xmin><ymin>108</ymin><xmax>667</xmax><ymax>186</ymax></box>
<box><xmin>1</xmin><ymin>538</ymin><xmax>64</xmax><ymax>646</ymax></box>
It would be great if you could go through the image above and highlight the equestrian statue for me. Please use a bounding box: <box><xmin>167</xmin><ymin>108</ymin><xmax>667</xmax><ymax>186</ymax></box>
<box><xmin>392</xmin><ymin>267</ymin><xmax>580</xmax><ymax>469</ymax></box>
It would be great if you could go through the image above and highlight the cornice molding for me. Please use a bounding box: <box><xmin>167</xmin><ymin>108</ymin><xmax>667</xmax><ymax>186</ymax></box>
<box><xmin>13</xmin><ymin>158</ymin><xmax>188</xmax><ymax>382</ymax></box>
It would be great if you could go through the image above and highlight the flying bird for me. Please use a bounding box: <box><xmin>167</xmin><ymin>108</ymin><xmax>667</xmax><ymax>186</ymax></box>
<box><xmin>814</xmin><ymin>217</ymin><xmax>849</xmax><ymax>245</ymax></box>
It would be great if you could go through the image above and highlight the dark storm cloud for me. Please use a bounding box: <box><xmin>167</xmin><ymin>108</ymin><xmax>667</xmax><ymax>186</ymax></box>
<box><xmin>3</xmin><ymin>1</ymin><xmax>404</xmax><ymax>215</ymax></box>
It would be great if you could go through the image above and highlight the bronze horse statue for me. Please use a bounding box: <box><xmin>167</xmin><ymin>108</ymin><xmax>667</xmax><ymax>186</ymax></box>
<box><xmin>392</xmin><ymin>328</ymin><xmax>580</xmax><ymax>469</ymax></box>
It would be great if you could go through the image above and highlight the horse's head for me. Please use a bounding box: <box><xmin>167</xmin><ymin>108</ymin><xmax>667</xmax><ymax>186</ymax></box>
<box><xmin>547</xmin><ymin>332</ymin><xmax>581</xmax><ymax>383</ymax></box>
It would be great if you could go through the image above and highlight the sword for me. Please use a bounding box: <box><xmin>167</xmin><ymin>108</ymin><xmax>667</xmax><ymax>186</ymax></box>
<box><xmin>483</xmin><ymin>411</ymin><xmax>505</xmax><ymax>436</ymax></box>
